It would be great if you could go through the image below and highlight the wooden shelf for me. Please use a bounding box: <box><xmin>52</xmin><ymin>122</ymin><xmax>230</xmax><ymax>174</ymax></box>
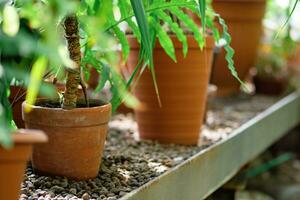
<box><xmin>121</xmin><ymin>92</ymin><xmax>300</xmax><ymax>200</ymax></box>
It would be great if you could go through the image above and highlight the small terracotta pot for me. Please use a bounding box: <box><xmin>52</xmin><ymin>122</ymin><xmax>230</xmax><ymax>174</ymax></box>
<box><xmin>22</xmin><ymin>99</ymin><xmax>111</xmax><ymax>180</ymax></box>
<box><xmin>127</xmin><ymin>35</ymin><xmax>215</xmax><ymax>145</ymax></box>
<box><xmin>0</xmin><ymin>129</ymin><xmax>47</xmax><ymax>200</ymax></box>
<box><xmin>211</xmin><ymin>0</ymin><xmax>266</xmax><ymax>96</ymax></box>
<box><xmin>9</xmin><ymin>86</ymin><xmax>26</xmax><ymax>128</ymax></box>
<box><xmin>253</xmin><ymin>75</ymin><xmax>288</xmax><ymax>96</ymax></box>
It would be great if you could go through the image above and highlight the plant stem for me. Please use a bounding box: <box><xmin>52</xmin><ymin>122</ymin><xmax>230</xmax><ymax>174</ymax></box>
<box><xmin>63</xmin><ymin>15</ymin><xmax>81</xmax><ymax>109</ymax></box>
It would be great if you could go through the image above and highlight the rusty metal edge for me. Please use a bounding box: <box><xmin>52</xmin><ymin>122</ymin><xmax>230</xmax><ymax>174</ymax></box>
<box><xmin>121</xmin><ymin>92</ymin><xmax>300</xmax><ymax>200</ymax></box>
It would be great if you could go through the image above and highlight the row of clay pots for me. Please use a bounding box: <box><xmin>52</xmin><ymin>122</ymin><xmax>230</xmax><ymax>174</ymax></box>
<box><xmin>2</xmin><ymin>1</ymin><xmax>267</xmax><ymax>199</ymax></box>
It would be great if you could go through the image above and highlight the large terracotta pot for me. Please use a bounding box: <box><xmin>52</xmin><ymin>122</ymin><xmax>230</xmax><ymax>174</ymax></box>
<box><xmin>22</xmin><ymin>99</ymin><xmax>111</xmax><ymax>180</ymax></box>
<box><xmin>211</xmin><ymin>0</ymin><xmax>266</xmax><ymax>96</ymax></box>
<box><xmin>127</xmin><ymin>35</ymin><xmax>215</xmax><ymax>145</ymax></box>
<box><xmin>0</xmin><ymin>129</ymin><xmax>47</xmax><ymax>200</ymax></box>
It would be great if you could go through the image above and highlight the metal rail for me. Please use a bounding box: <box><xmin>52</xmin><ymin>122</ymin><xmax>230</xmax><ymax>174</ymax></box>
<box><xmin>122</xmin><ymin>92</ymin><xmax>300</xmax><ymax>200</ymax></box>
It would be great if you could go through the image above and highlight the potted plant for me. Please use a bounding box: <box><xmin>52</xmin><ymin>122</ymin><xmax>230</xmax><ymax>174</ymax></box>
<box><xmin>9</xmin><ymin>0</ymin><xmax>145</xmax><ymax>180</ymax></box>
<box><xmin>15</xmin><ymin>0</ymin><xmax>202</xmax><ymax>179</ymax></box>
<box><xmin>211</xmin><ymin>0</ymin><xmax>267</xmax><ymax>96</ymax></box>
<box><xmin>252</xmin><ymin>0</ymin><xmax>299</xmax><ymax>96</ymax></box>
<box><xmin>125</xmin><ymin>1</ymin><xmax>241</xmax><ymax>144</ymax></box>
<box><xmin>253</xmin><ymin>43</ymin><xmax>289</xmax><ymax>96</ymax></box>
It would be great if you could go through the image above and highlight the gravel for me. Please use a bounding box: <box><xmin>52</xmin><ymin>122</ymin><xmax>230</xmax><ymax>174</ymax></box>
<box><xmin>20</xmin><ymin>94</ymin><xmax>277</xmax><ymax>200</ymax></box>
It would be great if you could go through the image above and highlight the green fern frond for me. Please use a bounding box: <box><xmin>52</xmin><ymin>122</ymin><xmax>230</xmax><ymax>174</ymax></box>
<box><xmin>215</xmin><ymin>14</ymin><xmax>245</xmax><ymax>87</ymax></box>
<box><xmin>169</xmin><ymin>7</ymin><xmax>204</xmax><ymax>49</ymax></box>
<box><xmin>113</xmin><ymin>26</ymin><xmax>130</xmax><ymax>62</ymax></box>
<box><xmin>149</xmin><ymin>17</ymin><xmax>177</xmax><ymax>62</ymax></box>
<box><xmin>117</xmin><ymin>0</ymin><xmax>141</xmax><ymax>43</ymax></box>
<box><xmin>156</xmin><ymin>10</ymin><xmax>188</xmax><ymax>57</ymax></box>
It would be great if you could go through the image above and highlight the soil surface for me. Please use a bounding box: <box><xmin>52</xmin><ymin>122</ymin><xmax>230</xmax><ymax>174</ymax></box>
<box><xmin>35</xmin><ymin>99</ymin><xmax>106</xmax><ymax>109</ymax></box>
<box><xmin>20</xmin><ymin>94</ymin><xmax>278</xmax><ymax>200</ymax></box>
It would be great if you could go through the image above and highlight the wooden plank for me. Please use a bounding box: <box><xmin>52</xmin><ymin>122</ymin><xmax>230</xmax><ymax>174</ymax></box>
<box><xmin>121</xmin><ymin>92</ymin><xmax>300</xmax><ymax>200</ymax></box>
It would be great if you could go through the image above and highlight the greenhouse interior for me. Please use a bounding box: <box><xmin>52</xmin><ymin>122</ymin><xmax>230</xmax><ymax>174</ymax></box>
<box><xmin>1</xmin><ymin>0</ymin><xmax>300</xmax><ymax>200</ymax></box>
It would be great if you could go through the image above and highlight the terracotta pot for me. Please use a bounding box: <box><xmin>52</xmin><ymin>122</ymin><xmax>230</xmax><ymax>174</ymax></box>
<box><xmin>127</xmin><ymin>35</ymin><xmax>215</xmax><ymax>145</ymax></box>
<box><xmin>253</xmin><ymin>75</ymin><xmax>288</xmax><ymax>96</ymax></box>
<box><xmin>22</xmin><ymin>99</ymin><xmax>111</xmax><ymax>180</ymax></box>
<box><xmin>211</xmin><ymin>0</ymin><xmax>266</xmax><ymax>96</ymax></box>
<box><xmin>0</xmin><ymin>129</ymin><xmax>47</xmax><ymax>200</ymax></box>
<box><xmin>9</xmin><ymin>86</ymin><xmax>26</xmax><ymax>128</ymax></box>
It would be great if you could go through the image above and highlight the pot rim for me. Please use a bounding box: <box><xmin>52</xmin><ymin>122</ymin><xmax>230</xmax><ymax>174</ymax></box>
<box><xmin>23</xmin><ymin>98</ymin><xmax>112</xmax><ymax>113</ymax></box>
<box><xmin>12</xmin><ymin>129</ymin><xmax>48</xmax><ymax>144</ymax></box>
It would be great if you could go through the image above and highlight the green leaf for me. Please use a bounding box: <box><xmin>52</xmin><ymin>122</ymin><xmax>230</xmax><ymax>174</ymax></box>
<box><xmin>3</xmin><ymin>4</ymin><xmax>20</xmax><ymax>37</ymax></box>
<box><xmin>25</xmin><ymin>57</ymin><xmax>48</xmax><ymax>112</ymax></box>
<box><xmin>130</xmin><ymin>0</ymin><xmax>153</xmax><ymax>66</ymax></box>
<box><xmin>130</xmin><ymin>0</ymin><xmax>162</xmax><ymax>106</ymax></box>
<box><xmin>94</xmin><ymin>63</ymin><xmax>110</xmax><ymax>93</ymax></box>
<box><xmin>169</xmin><ymin>7</ymin><xmax>205</xmax><ymax>49</ymax></box>
<box><xmin>113</xmin><ymin>26</ymin><xmax>130</xmax><ymax>62</ymax></box>
<box><xmin>117</xmin><ymin>0</ymin><xmax>141</xmax><ymax>42</ymax></box>
<box><xmin>215</xmin><ymin>14</ymin><xmax>245</xmax><ymax>87</ymax></box>
<box><xmin>149</xmin><ymin>17</ymin><xmax>176</xmax><ymax>62</ymax></box>
<box><xmin>198</xmin><ymin>0</ymin><xmax>206</xmax><ymax>36</ymax></box>
<box><xmin>277</xmin><ymin>0</ymin><xmax>299</xmax><ymax>36</ymax></box>
<box><xmin>98</xmin><ymin>60</ymin><xmax>140</xmax><ymax>112</ymax></box>
<box><xmin>0</xmin><ymin>67</ymin><xmax>12</xmax><ymax>148</ymax></box>
<box><xmin>156</xmin><ymin>10</ymin><xmax>188</xmax><ymax>57</ymax></box>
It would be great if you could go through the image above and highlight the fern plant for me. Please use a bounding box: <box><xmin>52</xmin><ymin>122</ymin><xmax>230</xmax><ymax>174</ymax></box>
<box><xmin>105</xmin><ymin>0</ymin><xmax>243</xmax><ymax>101</ymax></box>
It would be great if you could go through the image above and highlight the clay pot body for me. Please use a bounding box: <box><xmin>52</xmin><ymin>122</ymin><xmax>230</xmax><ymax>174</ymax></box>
<box><xmin>127</xmin><ymin>35</ymin><xmax>214</xmax><ymax>145</ymax></box>
<box><xmin>253</xmin><ymin>75</ymin><xmax>288</xmax><ymax>96</ymax></box>
<box><xmin>22</xmin><ymin>99</ymin><xmax>111</xmax><ymax>180</ymax></box>
<box><xmin>9</xmin><ymin>86</ymin><xmax>26</xmax><ymax>128</ymax></box>
<box><xmin>211</xmin><ymin>0</ymin><xmax>266</xmax><ymax>96</ymax></box>
<box><xmin>0</xmin><ymin>130</ymin><xmax>47</xmax><ymax>200</ymax></box>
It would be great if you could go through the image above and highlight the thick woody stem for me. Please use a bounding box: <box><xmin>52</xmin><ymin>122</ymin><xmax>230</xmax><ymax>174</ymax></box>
<box><xmin>62</xmin><ymin>15</ymin><xmax>81</xmax><ymax>109</ymax></box>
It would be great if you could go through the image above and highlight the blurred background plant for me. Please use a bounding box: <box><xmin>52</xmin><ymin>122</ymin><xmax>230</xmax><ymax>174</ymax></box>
<box><xmin>254</xmin><ymin>0</ymin><xmax>300</xmax><ymax>94</ymax></box>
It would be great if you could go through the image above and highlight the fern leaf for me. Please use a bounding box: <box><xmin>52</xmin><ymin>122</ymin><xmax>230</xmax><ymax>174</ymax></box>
<box><xmin>156</xmin><ymin>10</ymin><xmax>188</xmax><ymax>57</ymax></box>
<box><xmin>149</xmin><ymin>17</ymin><xmax>177</xmax><ymax>62</ymax></box>
<box><xmin>118</xmin><ymin>0</ymin><xmax>141</xmax><ymax>42</ymax></box>
<box><xmin>113</xmin><ymin>26</ymin><xmax>130</xmax><ymax>62</ymax></box>
<box><xmin>215</xmin><ymin>14</ymin><xmax>245</xmax><ymax>87</ymax></box>
<box><xmin>169</xmin><ymin>7</ymin><xmax>204</xmax><ymax>49</ymax></box>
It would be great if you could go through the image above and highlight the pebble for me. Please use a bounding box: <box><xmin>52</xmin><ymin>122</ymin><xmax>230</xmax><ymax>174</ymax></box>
<box><xmin>20</xmin><ymin>95</ymin><xmax>276</xmax><ymax>199</ymax></box>
<box><xmin>82</xmin><ymin>192</ymin><xmax>90</xmax><ymax>200</ymax></box>
<box><xmin>69</xmin><ymin>188</ymin><xmax>77</xmax><ymax>195</ymax></box>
